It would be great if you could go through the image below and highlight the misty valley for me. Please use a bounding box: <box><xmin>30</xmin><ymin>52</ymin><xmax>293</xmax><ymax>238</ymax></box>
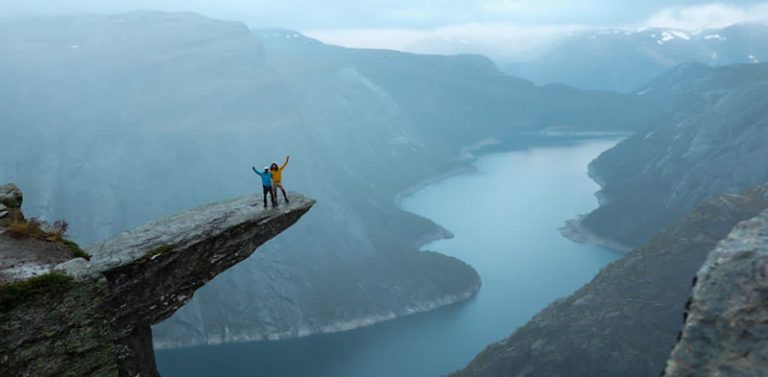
<box><xmin>1</xmin><ymin>6</ymin><xmax>768</xmax><ymax>377</ymax></box>
<box><xmin>155</xmin><ymin>140</ymin><xmax>622</xmax><ymax>377</ymax></box>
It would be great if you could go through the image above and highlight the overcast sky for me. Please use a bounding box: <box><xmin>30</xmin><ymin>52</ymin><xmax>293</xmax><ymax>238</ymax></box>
<box><xmin>3</xmin><ymin>1</ymin><xmax>768</xmax><ymax>60</ymax></box>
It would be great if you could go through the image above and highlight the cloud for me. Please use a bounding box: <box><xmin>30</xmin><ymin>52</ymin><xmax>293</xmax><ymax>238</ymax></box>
<box><xmin>305</xmin><ymin>2</ymin><xmax>768</xmax><ymax>64</ymax></box>
<box><xmin>644</xmin><ymin>2</ymin><xmax>768</xmax><ymax>30</ymax></box>
<box><xmin>5</xmin><ymin>0</ymin><xmax>768</xmax><ymax>64</ymax></box>
<box><xmin>305</xmin><ymin>23</ymin><xmax>587</xmax><ymax>62</ymax></box>
<box><xmin>481</xmin><ymin>0</ymin><xmax>554</xmax><ymax>17</ymax></box>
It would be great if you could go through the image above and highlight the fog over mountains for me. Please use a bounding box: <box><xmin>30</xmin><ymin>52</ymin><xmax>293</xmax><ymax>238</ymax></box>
<box><xmin>0</xmin><ymin>11</ymin><xmax>656</xmax><ymax>347</ymax></box>
<box><xmin>505</xmin><ymin>23</ymin><xmax>768</xmax><ymax>92</ymax></box>
<box><xmin>2</xmin><ymin>8</ymin><xmax>768</xmax><ymax>377</ymax></box>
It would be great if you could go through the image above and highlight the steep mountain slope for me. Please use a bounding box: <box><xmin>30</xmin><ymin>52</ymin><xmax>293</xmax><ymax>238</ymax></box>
<box><xmin>0</xmin><ymin>12</ymin><xmax>482</xmax><ymax>347</ymax></box>
<box><xmin>506</xmin><ymin>23</ymin><xmax>768</xmax><ymax>92</ymax></box>
<box><xmin>258</xmin><ymin>29</ymin><xmax>655</xmax><ymax>142</ymax></box>
<box><xmin>452</xmin><ymin>184</ymin><xmax>768</xmax><ymax>377</ymax></box>
<box><xmin>0</xmin><ymin>12</ymin><xmax>656</xmax><ymax>347</ymax></box>
<box><xmin>581</xmin><ymin>63</ymin><xmax>768</xmax><ymax>247</ymax></box>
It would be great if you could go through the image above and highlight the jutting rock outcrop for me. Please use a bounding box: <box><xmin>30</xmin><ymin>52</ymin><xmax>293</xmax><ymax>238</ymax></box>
<box><xmin>0</xmin><ymin>183</ymin><xmax>314</xmax><ymax>377</ymax></box>
<box><xmin>664</xmin><ymin>209</ymin><xmax>768</xmax><ymax>376</ymax></box>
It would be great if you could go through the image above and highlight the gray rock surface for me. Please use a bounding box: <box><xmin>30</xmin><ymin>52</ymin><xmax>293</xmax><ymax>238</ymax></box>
<box><xmin>1</xmin><ymin>280</ymin><xmax>118</xmax><ymax>377</ymax></box>
<box><xmin>452</xmin><ymin>184</ymin><xmax>768</xmax><ymax>377</ymax></box>
<box><xmin>0</xmin><ymin>232</ymin><xmax>72</xmax><ymax>283</ymax></box>
<box><xmin>0</xmin><ymin>189</ymin><xmax>314</xmax><ymax>377</ymax></box>
<box><xmin>664</xmin><ymin>209</ymin><xmax>768</xmax><ymax>377</ymax></box>
<box><xmin>0</xmin><ymin>183</ymin><xmax>22</xmax><ymax>209</ymax></box>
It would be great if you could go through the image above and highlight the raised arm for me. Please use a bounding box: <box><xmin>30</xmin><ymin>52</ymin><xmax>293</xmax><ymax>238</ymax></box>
<box><xmin>252</xmin><ymin>166</ymin><xmax>263</xmax><ymax>177</ymax></box>
<box><xmin>280</xmin><ymin>155</ymin><xmax>290</xmax><ymax>170</ymax></box>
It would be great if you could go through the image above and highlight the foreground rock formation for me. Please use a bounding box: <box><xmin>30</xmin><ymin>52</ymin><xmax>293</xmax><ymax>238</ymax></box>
<box><xmin>452</xmin><ymin>184</ymin><xmax>768</xmax><ymax>377</ymax></box>
<box><xmin>665</xmin><ymin>209</ymin><xmax>768</xmax><ymax>376</ymax></box>
<box><xmin>0</xmin><ymin>184</ymin><xmax>314</xmax><ymax>377</ymax></box>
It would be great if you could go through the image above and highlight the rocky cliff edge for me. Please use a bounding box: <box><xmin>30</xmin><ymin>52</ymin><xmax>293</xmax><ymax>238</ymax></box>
<box><xmin>664</xmin><ymin>208</ymin><xmax>768</xmax><ymax>376</ymax></box>
<box><xmin>0</xmin><ymin>183</ymin><xmax>314</xmax><ymax>377</ymax></box>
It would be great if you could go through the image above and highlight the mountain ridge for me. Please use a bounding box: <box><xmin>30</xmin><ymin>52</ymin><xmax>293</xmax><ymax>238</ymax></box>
<box><xmin>505</xmin><ymin>23</ymin><xmax>768</xmax><ymax>92</ymax></box>
<box><xmin>581</xmin><ymin>62</ymin><xmax>768</xmax><ymax>247</ymax></box>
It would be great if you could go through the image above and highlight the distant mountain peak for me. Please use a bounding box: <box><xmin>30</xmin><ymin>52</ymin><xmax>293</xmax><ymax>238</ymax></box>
<box><xmin>505</xmin><ymin>22</ymin><xmax>768</xmax><ymax>92</ymax></box>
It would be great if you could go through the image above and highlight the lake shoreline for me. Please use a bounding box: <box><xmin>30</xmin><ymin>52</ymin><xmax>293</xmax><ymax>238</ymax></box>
<box><xmin>156</xmin><ymin>137</ymin><xmax>625</xmax><ymax>377</ymax></box>
<box><xmin>155</xmin><ymin>133</ymin><xmax>624</xmax><ymax>352</ymax></box>
<box><xmin>559</xmin><ymin>216</ymin><xmax>632</xmax><ymax>253</ymax></box>
<box><xmin>155</xmin><ymin>137</ymin><xmax>496</xmax><ymax>351</ymax></box>
<box><xmin>154</xmin><ymin>281</ymin><xmax>481</xmax><ymax>350</ymax></box>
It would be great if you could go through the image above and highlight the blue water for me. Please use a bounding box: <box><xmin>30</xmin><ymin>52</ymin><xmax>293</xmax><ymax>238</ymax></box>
<box><xmin>156</xmin><ymin>139</ymin><xmax>622</xmax><ymax>377</ymax></box>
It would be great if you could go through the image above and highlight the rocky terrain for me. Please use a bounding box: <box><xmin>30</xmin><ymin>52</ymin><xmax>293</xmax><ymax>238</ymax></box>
<box><xmin>453</xmin><ymin>60</ymin><xmax>768</xmax><ymax>377</ymax></box>
<box><xmin>0</xmin><ymin>184</ymin><xmax>76</xmax><ymax>283</ymax></box>
<box><xmin>506</xmin><ymin>23</ymin><xmax>768</xmax><ymax>92</ymax></box>
<box><xmin>664</xmin><ymin>209</ymin><xmax>768</xmax><ymax>377</ymax></box>
<box><xmin>581</xmin><ymin>62</ymin><xmax>768</xmax><ymax>248</ymax></box>
<box><xmin>0</xmin><ymin>12</ymin><xmax>656</xmax><ymax>347</ymax></box>
<box><xmin>452</xmin><ymin>184</ymin><xmax>768</xmax><ymax>377</ymax></box>
<box><xmin>0</xmin><ymin>183</ymin><xmax>314</xmax><ymax>377</ymax></box>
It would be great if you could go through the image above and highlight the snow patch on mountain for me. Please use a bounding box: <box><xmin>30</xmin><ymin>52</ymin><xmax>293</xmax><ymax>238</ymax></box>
<box><xmin>704</xmin><ymin>34</ymin><xmax>725</xmax><ymax>41</ymax></box>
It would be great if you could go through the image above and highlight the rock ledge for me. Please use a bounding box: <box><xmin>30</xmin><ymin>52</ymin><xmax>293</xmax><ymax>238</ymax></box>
<box><xmin>0</xmin><ymin>189</ymin><xmax>314</xmax><ymax>377</ymax></box>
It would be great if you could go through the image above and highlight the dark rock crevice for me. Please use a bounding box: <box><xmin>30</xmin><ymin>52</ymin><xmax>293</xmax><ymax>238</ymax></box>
<box><xmin>117</xmin><ymin>325</ymin><xmax>159</xmax><ymax>377</ymax></box>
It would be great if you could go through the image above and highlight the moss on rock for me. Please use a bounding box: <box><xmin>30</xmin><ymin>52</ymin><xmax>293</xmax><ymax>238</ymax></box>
<box><xmin>0</xmin><ymin>273</ymin><xmax>74</xmax><ymax>314</ymax></box>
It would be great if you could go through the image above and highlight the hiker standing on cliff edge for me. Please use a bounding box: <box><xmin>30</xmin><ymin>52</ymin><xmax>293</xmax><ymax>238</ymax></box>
<box><xmin>270</xmin><ymin>155</ymin><xmax>290</xmax><ymax>204</ymax></box>
<box><xmin>252</xmin><ymin>166</ymin><xmax>276</xmax><ymax>208</ymax></box>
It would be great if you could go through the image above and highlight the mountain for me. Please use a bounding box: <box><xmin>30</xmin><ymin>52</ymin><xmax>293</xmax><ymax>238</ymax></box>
<box><xmin>0</xmin><ymin>12</ymin><xmax>657</xmax><ymax>348</ymax></box>
<box><xmin>505</xmin><ymin>23</ymin><xmax>768</xmax><ymax>92</ymax></box>
<box><xmin>452</xmin><ymin>184</ymin><xmax>768</xmax><ymax>377</ymax></box>
<box><xmin>580</xmin><ymin>62</ymin><xmax>768</xmax><ymax>248</ymax></box>
<box><xmin>452</xmin><ymin>61</ymin><xmax>768</xmax><ymax>377</ymax></box>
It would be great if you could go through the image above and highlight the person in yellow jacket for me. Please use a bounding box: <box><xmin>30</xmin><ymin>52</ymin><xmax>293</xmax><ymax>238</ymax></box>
<box><xmin>270</xmin><ymin>155</ymin><xmax>290</xmax><ymax>204</ymax></box>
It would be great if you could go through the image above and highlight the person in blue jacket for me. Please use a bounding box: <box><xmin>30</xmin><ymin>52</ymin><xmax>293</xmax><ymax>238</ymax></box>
<box><xmin>252</xmin><ymin>166</ymin><xmax>277</xmax><ymax>207</ymax></box>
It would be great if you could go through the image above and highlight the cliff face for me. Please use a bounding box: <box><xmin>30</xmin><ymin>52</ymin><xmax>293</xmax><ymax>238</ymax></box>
<box><xmin>582</xmin><ymin>63</ymin><xmax>768</xmax><ymax>247</ymax></box>
<box><xmin>664</xmin><ymin>209</ymin><xmax>768</xmax><ymax>376</ymax></box>
<box><xmin>0</xmin><ymin>184</ymin><xmax>314</xmax><ymax>377</ymax></box>
<box><xmin>452</xmin><ymin>184</ymin><xmax>768</xmax><ymax>377</ymax></box>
